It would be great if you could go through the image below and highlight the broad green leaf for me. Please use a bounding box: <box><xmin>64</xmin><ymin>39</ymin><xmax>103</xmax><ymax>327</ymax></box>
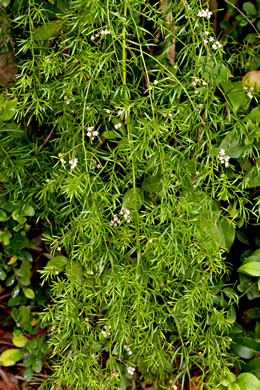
<box><xmin>199</xmin><ymin>57</ymin><xmax>229</xmax><ymax>85</ymax></box>
<box><xmin>222</xmin><ymin>81</ymin><xmax>248</xmax><ymax>113</ymax></box>
<box><xmin>246</xmin><ymin>307</ymin><xmax>260</xmax><ymax>320</ymax></box>
<box><xmin>0</xmin><ymin>349</ymin><xmax>23</xmax><ymax>366</ymax></box>
<box><xmin>245</xmin><ymin>166</ymin><xmax>260</xmax><ymax>188</ymax></box>
<box><xmin>227</xmin><ymin>306</ymin><xmax>236</xmax><ymax>323</ymax></box>
<box><xmin>231</xmin><ymin>342</ymin><xmax>257</xmax><ymax>359</ymax></box>
<box><xmin>122</xmin><ymin>188</ymin><xmax>144</xmax><ymax>210</ymax></box>
<box><xmin>142</xmin><ymin>175</ymin><xmax>162</xmax><ymax>195</ymax></box>
<box><xmin>12</xmin><ymin>209</ymin><xmax>27</xmax><ymax>224</ymax></box>
<box><xmin>65</xmin><ymin>261</ymin><xmax>83</xmax><ymax>284</ymax></box>
<box><xmin>237</xmin><ymin>373</ymin><xmax>260</xmax><ymax>390</ymax></box>
<box><xmin>245</xmin><ymin>107</ymin><xmax>260</xmax><ymax>122</ymax></box>
<box><xmin>23</xmin><ymin>288</ymin><xmax>35</xmax><ymax>299</ymax></box>
<box><xmin>0</xmin><ymin>230</ymin><xmax>12</xmax><ymax>245</ymax></box>
<box><xmin>243</xmin><ymin>249</ymin><xmax>260</xmax><ymax>264</ymax></box>
<box><xmin>34</xmin><ymin>21</ymin><xmax>61</xmax><ymax>40</ymax></box>
<box><xmin>242</xmin><ymin>356</ymin><xmax>260</xmax><ymax>379</ymax></box>
<box><xmin>6</xmin><ymin>274</ymin><xmax>15</xmax><ymax>287</ymax></box>
<box><xmin>0</xmin><ymin>209</ymin><xmax>8</xmax><ymax>221</ymax></box>
<box><xmin>243</xmin><ymin>2</ymin><xmax>257</xmax><ymax>16</ymax></box>
<box><xmin>11</xmin><ymin>285</ymin><xmax>20</xmax><ymax>298</ymax></box>
<box><xmin>236</xmin><ymin>232</ymin><xmax>249</xmax><ymax>246</ymax></box>
<box><xmin>47</xmin><ymin>255</ymin><xmax>68</xmax><ymax>270</ymax></box>
<box><xmin>103</xmin><ymin>130</ymin><xmax>120</xmax><ymax>139</ymax></box>
<box><xmin>32</xmin><ymin>357</ymin><xmax>42</xmax><ymax>373</ymax></box>
<box><xmin>24</xmin><ymin>367</ymin><xmax>33</xmax><ymax>382</ymax></box>
<box><xmin>217</xmin><ymin>217</ymin><xmax>235</xmax><ymax>251</ymax></box>
<box><xmin>12</xmin><ymin>335</ymin><xmax>28</xmax><ymax>347</ymax></box>
<box><xmin>21</xmin><ymin>205</ymin><xmax>35</xmax><ymax>217</ymax></box>
<box><xmin>238</xmin><ymin>273</ymin><xmax>260</xmax><ymax>300</ymax></box>
<box><xmin>0</xmin><ymin>269</ymin><xmax>7</xmax><ymax>281</ymax></box>
<box><xmin>219</xmin><ymin>133</ymin><xmax>246</xmax><ymax>159</ymax></box>
<box><xmin>238</xmin><ymin>262</ymin><xmax>260</xmax><ymax>277</ymax></box>
<box><xmin>228</xmin><ymin>384</ymin><xmax>240</xmax><ymax>390</ymax></box>
<box><xmin>258</xmin><ymin>278</ymin><xmax>260</xmax><ymax>291</ymax></box>
<box><xmin>57</xmin><ymin>0</ymin><xmax>69</xmax><ymax>12</ymax></box>
<box><xmin>0</xmin><ymin>99</ymin><xmax>18</xmax><ymax>121</ymax></box>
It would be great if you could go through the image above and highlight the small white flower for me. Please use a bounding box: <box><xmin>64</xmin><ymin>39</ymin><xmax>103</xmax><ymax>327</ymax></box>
<box><xmin>114</xmin><ymin>123</ymin><xmax>122</xmax><ymax>129</ymax></box>
<box><xmin>195</xmin><ymin>89</ymin><xmax>199</xmax><ymax>94</ymax></box>
<box><xmin>198</xmin><ymin>9</ymin><xmax>212</xmax><ymax>18</ymax></box>
<box><xmin>91</xmin><ymin>36</ymin><xmax>95</xmax><ymax>41</ymax></box>
<box><xmin>154</xmin><ymin>80</ymin><xmax>158</xmax><ymax>85</ymax></box>
<box><xmin>168</xmin><ymin>113</ymin><xmax>173</xmax><ymax>117</ymax></box>
<box><xmin>86</xmin><ymin>127</ymin><xmax>98</xmax><ymax>140</ymax></box>
<box><xmin>117</xmin><ymin>110</ymin><xmax>123</xmax><ymax>116</ymax></box>
<box><xmin>218</xmin><ymin>149</ymin><xmax>230</xmax><ymax>167</ymax></box>
<box><xmin>205</xmin><ymin>31</ymin><xmax>210</xmax><ymax>36</ymax></box>
<box><xmin>247</xmin><ymin>92</ymin><xmax>253</xmax><ymax>99</ymax></box>
<box><xmin>127</xmin><ymin>366</ymin><xmax>135</xmax><ymax>375</ymax></box>
<box><xmin>203</xmin><ymin>39</ymin><xmax>208</xmax><ymax>45</ymax></box>
<box><xmin>209</xmin><ymin>36</ymin><xmax>214</xmax><ymax>42</ymax></box>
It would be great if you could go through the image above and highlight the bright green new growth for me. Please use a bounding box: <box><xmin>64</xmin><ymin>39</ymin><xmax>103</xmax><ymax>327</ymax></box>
<box><xmin>1</xmin><ymin>0</ymin><xmax>259</xmax><ymax>388</ymax></box>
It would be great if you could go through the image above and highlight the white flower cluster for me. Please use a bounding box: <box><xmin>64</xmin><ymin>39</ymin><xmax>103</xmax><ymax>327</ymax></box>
<box><xmin>59</xmin><ymin>154</ymin><xmax>78</xmax><ymax>169</ymax></box>
<box><xmin>197</xmin><ymin>8</ymin><xmax>212</xmax><ymax>18</ymax></box>
<box><xmin>120</xmin><ymin>208</ymin><xmax>131</xmax><ymax>223</ymax></box>
<box><xmin>110</xmin><ymin>214</ymin><xmax>121</xmax><ymax>227</ymax></box>
<box><xmin>212</xmin><ymin>41</ymin><xmax>222</xmax><ymax>50</ymax></box>
<box><xmin>91</xmin><ymin>29</ymin><xmax>111</xmax><ymax>41</ymax></box>
<box><xmin>243</xmin><ymin>86</ymin><xmax>254</xmax><ymax>99</ymax></box>
<box><xmin>86</xmin><ymin>126</ymin><xmax>99</xmax><ymax>140</ymax></box>
<box><xmin>114</xmin><ymin>123</ymin><xmax>122</xmax><ymax>130</ymax></box>
<box><xmin>127</xmin><ymin>366</ymin><xmax>135</xmax><ymax>376</ymax></box>
<box><xmin>203</xmin><ymin>32</ymin><xmax>222</xmax><ymax>50</ymax></box>
<box><xmin>69</xmin><ymin>158</ymin><xmax>78</xmax><ymax>169</ymax></box>
<box><xmin>92</xmin><ymin>160</ymin><xmax>101</xmax><ymax>169</ymax></box>
<box><xmin>124</xmin><ymin>344</ymin><xmax>133</xmax><ymax>356</ymax></box>
<box><xmin>218</xmin><ymin>149</ymin><xmax>230</xmax><ymax>168</ymax></box>
<box><xmin>162</xmin><ymin>113</ymin><xmax>173</xmax><ymax>118</ymax></box>
<box><xmin>191</xmin><ymin>78</ymin><xmax>207</xmax><ymax>94</ymax></box>
<box><xmin>101</xmin><ymin>325</ymin><xmax>111</xmax><ymax>338</ymax></box>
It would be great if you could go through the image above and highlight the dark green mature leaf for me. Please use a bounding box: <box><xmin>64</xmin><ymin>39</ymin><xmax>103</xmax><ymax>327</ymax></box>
<box><xmin>231</xmin><ymin>342</ymin><xmax>257</xmax><ymax>359</ymax></box>
<box><xmin>219</xmin><ymin>132</ymin><xmax>246</xmax><ymax>159</ymax></box>
<box><xmin>243</xmin><ymin>249</ymin><xmax>260</xmax><ymax>264</ymax></box>
<box><xmin>222</xmin><ymin>81</ymin><xmax>249</xmax><ymax>113</ymax></box>
<box><xmin>217</xmin><ymin>217</ymin><xmax>235</xmax><ymax>251</ymax></box>
<box><xmin>245</xmin><ymin>166</ymin><xmax>260</xmax><ymax>188</ymax></box>
<box><xmin>242</xmin><ymin>357</ymin><xmax>260</xmax><ymax>380</ymax></box>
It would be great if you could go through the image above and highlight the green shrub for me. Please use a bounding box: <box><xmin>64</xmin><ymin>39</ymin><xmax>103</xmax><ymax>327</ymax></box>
<box><xmin>1</xmin><ymin>0</ymin><xmax>259</xmax><ymax>388</ymax></box>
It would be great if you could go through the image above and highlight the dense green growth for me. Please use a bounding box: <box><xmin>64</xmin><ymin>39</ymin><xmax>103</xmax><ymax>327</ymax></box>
<box><xmin>0</xmin><ymin>0</ymin><xmax>259</xmax><ymax>388</ymax></box>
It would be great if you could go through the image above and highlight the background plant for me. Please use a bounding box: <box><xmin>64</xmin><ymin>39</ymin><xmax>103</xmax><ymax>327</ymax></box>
<box><xmin>0</xmin><ymin>0</ymin><xmax>259</xmax><ymax>389</ymax></box>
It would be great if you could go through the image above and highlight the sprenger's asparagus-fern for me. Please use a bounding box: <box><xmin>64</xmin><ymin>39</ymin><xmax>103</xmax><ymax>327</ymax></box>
<box><xmin>1</xmin><ymin>0</ymin><xmax>259</xmax><ymax>388</ymax></box>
